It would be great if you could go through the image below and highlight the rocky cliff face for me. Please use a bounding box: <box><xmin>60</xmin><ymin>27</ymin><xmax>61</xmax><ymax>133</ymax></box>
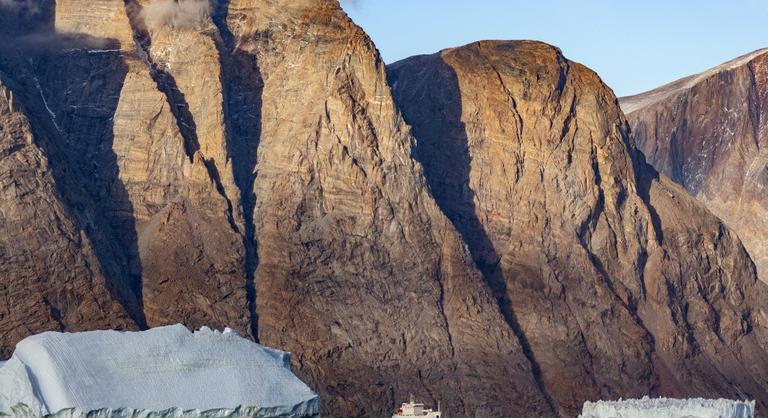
<box><xmin>389</xmin><ymin>41</ymin><xmax>768</xmax><ymax>416</ymax></box>
<box><xmin>17</xmin><ymin>0</ymin><xmax>250</xmax><ymax>334</ymax></box>
<box><xmin>219</xmin><ymin>1</ymin><xmax>554</xmax><ymax>416</ymax></box>
<box><xmin>0</xmin><ymin>1</ymin><xmax>554</xmax><ymax>416</ymax></box>
<box><xmin>0</xmin><ymin>73</ymin><xmax>138</xmax><ymax>359</ymax></box>
<box><xmin>620</xmin><ymin>49</ymin><xmax>768</xmax><ymax>281</ymax></box>
<box><xmin>3</xmin><ymin>1</ymin><xmax>768</xmax><ymax>417</ymax></box>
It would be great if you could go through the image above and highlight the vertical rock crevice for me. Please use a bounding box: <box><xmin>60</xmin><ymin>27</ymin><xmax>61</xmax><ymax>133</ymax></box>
<box><xmin>211</xmin><ymin>0</ymin><xmax>263</xmax><ymax>341</ymax></box>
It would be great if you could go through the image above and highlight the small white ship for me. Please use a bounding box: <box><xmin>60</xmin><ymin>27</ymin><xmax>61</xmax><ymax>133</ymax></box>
<box><xmin>392</xmin><ymin>395</ymin><xmax>442</xmax><ymax>418</ymax></box>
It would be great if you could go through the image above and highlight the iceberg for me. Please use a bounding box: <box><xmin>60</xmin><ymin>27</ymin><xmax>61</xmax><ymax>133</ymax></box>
<box><xmin>580</xmin><ymin>396</ymin><xmax>755</xmax><ymax>418</ymax></box>
<box><xmin>0</xmin><ymin>325</ymin><xmax>319</xmax><ymax>418</ymax></box>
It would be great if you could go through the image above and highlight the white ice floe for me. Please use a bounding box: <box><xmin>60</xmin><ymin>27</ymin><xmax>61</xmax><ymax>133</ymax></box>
<box><xmin>0</xmin><ymin>325</ymin><xmax>319</xmax><ymax>418</ymax></box>
<box><xmin>580</xmin><ymin>396</ymin><xmax>755</xmax><ymax>418</ymax></box>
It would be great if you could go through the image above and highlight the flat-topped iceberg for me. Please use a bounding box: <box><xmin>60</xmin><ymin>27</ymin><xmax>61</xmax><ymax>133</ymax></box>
<box><xmin>580</xmin><ymin>396</ymin><xmax>755</xmax><ymax>418</ymax></box>
<box><xmin>0</xmin><ymin>325</ymin><xmax>319</xmax><ymax>417</ymax></box>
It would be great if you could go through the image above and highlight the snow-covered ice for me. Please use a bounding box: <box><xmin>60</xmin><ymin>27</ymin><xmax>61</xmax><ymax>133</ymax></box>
<box><xmin>580</xmin><ymin>396</ymin><xmax>755</xmax><ymax>418</ymax></box>
<box><xmin>0</xmin><ymin>325</ymin><xmax>319</xmax><ymax>417</ymax></box>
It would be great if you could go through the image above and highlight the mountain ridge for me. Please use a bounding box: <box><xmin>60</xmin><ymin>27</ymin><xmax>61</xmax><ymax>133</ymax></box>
<box><xmin>620</xmin><ymin>48</ymin><xmax>768</xmax><ymax>113</ymax></box>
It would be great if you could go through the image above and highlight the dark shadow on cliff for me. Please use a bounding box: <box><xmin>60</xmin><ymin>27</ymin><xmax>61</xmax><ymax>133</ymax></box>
<box><xmin>212</xmin><ymin>0</ymin><xmax>263</xmax><ymax>342</ymax></box>
<box><xmin>0</xmin><ymin>0</ymin><xmax>54</xmax><ymax>37</ymax></box>
<box><xmin>628</xmin><ymin>140</ymin><xmax>665</xmax><ymax>245</ymax></box>
<box><xmin>387</xmin><ymin>54</ymin><xmax>560</xmax><ymax>417</ymax></box>
<box><xmin>0</xmin><ymin>15</ymin><xmax>147</xmax><ymax>328</ymax></box>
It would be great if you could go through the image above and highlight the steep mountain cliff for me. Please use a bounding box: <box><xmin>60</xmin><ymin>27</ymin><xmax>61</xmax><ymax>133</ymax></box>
<box><xmin>3</xmin><ymin>0</ymin><xmax>768</xmax><ymax>416</ymax></box>
<box><xmin>620</xmin><ymin>49</ymin><xmax>768</xmax><ymax>280</ymax></box>
<box><xmin>219</xmin><ymin>1</ymin><xmax>554</xmax><ymax>416</ymax></box>
<box><xmin>0</xmin><ymin>1</ymin><xmax>554</xmax><ymax>416</ymax></box>
<box><xmin>0</xmin><ymin>73</ymin><xmax>138</xmax><ymax>359</ymax></box>
<box><xmin>389</xmin><ymin>41</ymin><xmax>768</xmax><ymax>416</ymax></box>
<box><xmin>2</xmin><ymin>0</ymin><xmax>252</xmax><ymax>335</ymax></box>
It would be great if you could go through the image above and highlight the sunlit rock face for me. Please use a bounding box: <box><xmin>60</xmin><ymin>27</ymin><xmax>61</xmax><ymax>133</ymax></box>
<box><xmin>3</xmin><ymin>1</ymin><xmax>768</xmax><ymax>417</ymax></box>
<box><xmin>621</xmin><ymin>49</ymin><xmax>768</xmax><ymax>281</ymax></box>
<box><xmin>220</xmin><ymin>1</ymin><xmax>552</xmax><ymax>417</ymax></box>
<box><xmin>0</xmin><ymin>1</ymin><xmax>551</xmax><ymax>416</ymax></box>
<box><xmin>389</xmin><ymin>40</ymin><xmax>768</xmax><ymax>416</ymax></box>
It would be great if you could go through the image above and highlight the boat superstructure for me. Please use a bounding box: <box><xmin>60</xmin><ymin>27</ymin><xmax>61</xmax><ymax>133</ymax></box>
<box><xmin>392</xmin><ymin>395</ymin><xmax>442</xmax><ymax>418</ymax></box>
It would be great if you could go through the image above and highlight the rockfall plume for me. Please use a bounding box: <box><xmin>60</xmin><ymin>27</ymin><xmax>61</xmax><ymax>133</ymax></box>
<box><xmin>388</xmin><ymin>40</ymin><xmax>768</xmax><ymax>416</ymax></box>
<box><xmin>620</xmin><ymin>49</ymin><xmax>768</xmax><ymax>281</ymax></box>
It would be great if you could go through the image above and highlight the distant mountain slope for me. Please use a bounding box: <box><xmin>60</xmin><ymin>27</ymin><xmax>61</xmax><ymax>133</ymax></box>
<box><xmin>620</xmin><ymin>49</ymin><xmax>768</xmax><ymax>280</ymax></box>
<box><xmin>389</xmin><ymin>40</ymin><xmax>768</xmax><ymax>416</ymax></box>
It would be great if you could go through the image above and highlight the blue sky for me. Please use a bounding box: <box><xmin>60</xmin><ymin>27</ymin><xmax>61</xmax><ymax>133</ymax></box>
<box><xmin>340</xmin><ymin>1</ymin><xmax>768</xmax><ymax>97</ymax></box>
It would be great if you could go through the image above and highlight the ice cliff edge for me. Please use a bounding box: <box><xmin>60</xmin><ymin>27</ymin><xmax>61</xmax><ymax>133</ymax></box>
<box><xmin>579</xmin><ymin>397</ymin><xmax>755</xmax><ymax>418</ymax></box>
<box><xmin>0</xmin><ymin>325</ymin><xmax>320</xmax><ymax>417</ymax></box>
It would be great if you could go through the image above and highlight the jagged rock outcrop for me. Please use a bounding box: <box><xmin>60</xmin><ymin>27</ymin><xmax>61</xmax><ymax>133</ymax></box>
<box><xmin>389</xmin><ymin>41</ymin><xmax>768</xmax><ymax>416</ymax></box>
<box><xmin>620</xmin><ymin>49</ymin><xmax>768</xmax><ymax>281</ymax></box>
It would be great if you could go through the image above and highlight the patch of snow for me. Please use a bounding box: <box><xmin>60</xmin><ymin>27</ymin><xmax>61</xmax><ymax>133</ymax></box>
<box><xmin>29</xmin><ymin>63</ymin><xmax>62</xmax><ymax>134</ymax></box>
<box><xmin>0</xmin><ymin>325</ymin><xmax>319</xmax><ymax>417</ymax></box>
<box><xmin>620</xmin><ymin>49</ymin><xmax>768</xmax><ymax>114</ymax></box>
<box><xmin>580</xmin><ymin>396</ymin><xmax>755</xmax><ymax>418</ymax></box>
<box><xmin>87</xmin><ymin>49</ymin><xmax>121</xmax><ymax>54</ymax></box>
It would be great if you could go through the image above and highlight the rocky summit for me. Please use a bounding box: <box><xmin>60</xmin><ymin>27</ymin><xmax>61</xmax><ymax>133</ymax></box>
<box><xmin>1</xmin><ymin>1</ymin><xmax>768</xmax><ymax>417</ymax></box>
<box><xmin>620</xmin><ymin>49</ymin><xmax>768</xmax><ymax>281</ymax></box>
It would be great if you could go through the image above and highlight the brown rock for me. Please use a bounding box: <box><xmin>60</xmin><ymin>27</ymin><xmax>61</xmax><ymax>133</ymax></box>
<box><xmin>221</xmin><ymin>1</ymin><xmax>552</xmax><ymax>416</ymax></box>
<box><xmin>389</xmin><ymin>40</ymin><xmax>768</xmax><ymax>416</ymax></box>
<box><xmin>620</xmin><ymin>49</ymin><xmax>768</xmax><ymax>281</ymax></box>
<box><xmin>120</xmin><ymin>0</ymin><xmax>251</xmax><ymax>335</ymax></box>
<box><xmin>0</xmin><ymin>0</ymin><xmax>251</xmax><ymax>335</ymax></box>
<box><xmin>0</xmin><ymin>73</ymin><xmax>138</xmax><ymax>358</ymax></box>
<box><xmin>3</xmin><ymin>1</ymin><xmax>768</xmax><ymax>417</ymax></box>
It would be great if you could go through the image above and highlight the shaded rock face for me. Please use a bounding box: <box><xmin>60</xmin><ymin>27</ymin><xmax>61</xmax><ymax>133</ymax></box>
<box><xmin>0</xmin><ymin>0</ymin><xmax>250</xmax><ymax>339</ymax></box>
<box><xmin>0</xmin><ymin>74</ymin><xmax>137</xmax><ymax>359</ymax></box>
<box><xmin>389</xmin><ymin>41</ymin><xmax>768</xmax><ymax>416</ymax></box>
<box><xmin>620</xmin><ymin>49</ymin><xmax>768</xmax><ymax>281</ymax></box>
